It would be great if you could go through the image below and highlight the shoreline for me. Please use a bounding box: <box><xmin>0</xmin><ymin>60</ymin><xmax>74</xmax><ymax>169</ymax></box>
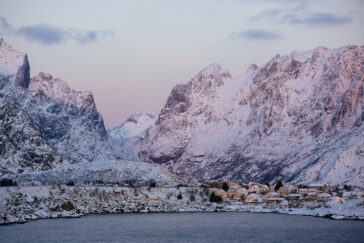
<box><xmin>1</xmin><ymin>208</ymin><xmax>363</xmax><ymax>227</ymax></box>
<box><xmin>1</xmin><ymin>185</ymin><xmax>363</xmax><ymax>226</ymax></box>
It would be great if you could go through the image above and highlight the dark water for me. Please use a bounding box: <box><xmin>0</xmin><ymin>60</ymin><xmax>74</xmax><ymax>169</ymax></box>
<box><xmin>1</xmin><ymin>212</ymin><xmax>364</xmax><ymax>243</ymax></box>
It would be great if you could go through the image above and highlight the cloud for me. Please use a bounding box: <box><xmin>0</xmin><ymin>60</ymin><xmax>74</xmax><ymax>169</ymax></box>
<box><xmin>231</xmin><ymin>29</ymin><xmax>282</xmax><ymax>41</ymax></box>
<box><xmin>0</xmin><ymin>16</ymin><xmax>113</xmax><ymax>45</ymax></box>
<box><xmin>248</xmin><ymin>1</ymin><xmax>352</xmax><ymax>27</ymax></box>
<box><xmin>282</xmin><ymin>13</ymin><xmax>352</xmax><ymax>26</ymax></box>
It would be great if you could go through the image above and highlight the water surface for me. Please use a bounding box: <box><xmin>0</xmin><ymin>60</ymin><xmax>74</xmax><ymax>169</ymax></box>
<box><xmin>1</xmin><ymin>212</ymin><xmax>363</xmax><ymax>242</ymax></box>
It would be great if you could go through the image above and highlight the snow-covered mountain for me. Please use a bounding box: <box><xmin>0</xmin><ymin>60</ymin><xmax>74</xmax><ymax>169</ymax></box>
<box><xmin>108</xmin><ymin>111</ymin><xmax>157</xmax><ymax>140</ymax></box>
<box><xmin>107</xmin><ymin>111</ymin><xmax>157</xmax><ymax>161</ymax></box>
<box><xmin>29</xmin><ymin>72</ymin><xmax>96</xmax><ymax>112</ymax></box>
<box><xmin>0</xmin><ymin>39</ymin><xmax>118</xmax><ymax>163</ymax></box>
<box><xmin>0</xmin><ymin>39</ymin><xmax>175</xmax><ymax>184</ymax></box>
<box><xmin>0</xmin><ymin>90</ymin><xmax>67</xmax><ymax>176</ymax></box>
<box><xmin>140</xmin><ymin>45</ymin><xmax>364</xmax><ymax>186</ymax></box>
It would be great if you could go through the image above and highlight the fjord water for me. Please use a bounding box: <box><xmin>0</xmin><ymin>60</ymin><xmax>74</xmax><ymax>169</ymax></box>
<box><xmin>1</xmin><ymin>213</ymin><xmax>363</xmax><ymax>243</ymax></box>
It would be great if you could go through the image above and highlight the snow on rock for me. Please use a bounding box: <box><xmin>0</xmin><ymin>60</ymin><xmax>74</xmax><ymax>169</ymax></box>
<box><xmin>29</xmin><ymin>72</ymin><xmax>96</xmax><ymax>112</ymax></box>
<box><xmin>0</xmin><ymin>73</ymin><xmax>114</xmax><ymax>163</ymax></box>
<box><xmin>140</xmin><ymin>45</ymin><xmax>364</xmax><ymax>186</ymax></box>
<box><xmin>0</xmin><ymin>92</ymin><xmax>67</xmax><ymax>176</ymax></box>
<box><xmin>108</xmin><ymin>111</ymin><xmax>157</xmax><ymax>139</ymax></box>
<box><xmin>0</xmin><ymin>40</ymin><xmax>116</xmax><ymax>164</ymax></box>
<box><xmin>0</xmin><ymin>38</ymin><xmax>30</xmax><ymax>88</ymax></box>
<box><xmin>10</xmin><ymin>159</ymin><xmax>179</xmax><ymax>185</ymax></box>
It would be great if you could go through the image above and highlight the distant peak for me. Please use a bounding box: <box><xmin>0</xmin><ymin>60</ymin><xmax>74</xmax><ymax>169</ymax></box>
<box><xmin>38</xmin><ymin>72</ymin><xmax>53</xmax><ymax>81</ymax></box>
<box><xmin>290</xmin><ymin>50</ymin><xmax>306</xmax><ymax>63</ymax></box>
<box><xmin>197</xmin><ymin>63</ymin><xmax>232</xmax><ymax>79</ymax></box>
<box><xmin>312</xmin><ymin>46</ymin><xmax>329</xmax><ymax>60</ymax></box>
<box><xmin>247</xmin><ymin>64</ymin><xmax>258</xmax><ymax>72</ymax></box>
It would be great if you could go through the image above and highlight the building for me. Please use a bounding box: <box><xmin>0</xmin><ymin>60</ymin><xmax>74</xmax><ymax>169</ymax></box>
<box><xmin>309</xmin><ymin>184</ymin><xmax>330</xmax><ymax>192</ymax></box>
<box><xmin>245</xmin><ymin>193</ymin><xmax>263</xmax><ymax>204</ymax></box>
<box><xmin>285</xmin><ymin>194</ymin><xmax>302</xmax><ymax>201</ymax></box>
<box><xmin>299</xmin><ymin>188</ymin><xmax>318</xmax><ymax>196</ymax></box>
<box><xmin>264</xmin><ymin>192</ymin><xmax>281</xmax><ymax>199</ymax></box>
<box><xmin>317</xmin><ymin>193</ymin><xmax>331</xmax><ymax>201</ymax></box>
<box><xmin>277</xmin><ymin>187</ymin><xmax>291</xmax><ymax>196</ymax></box>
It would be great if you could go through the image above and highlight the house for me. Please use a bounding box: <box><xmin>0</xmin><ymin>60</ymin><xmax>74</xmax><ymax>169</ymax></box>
<box><xmin>248</xmin><ymin>183</ymin><xmax>269</xmax><ymax>194</ymax></box>
<box><xmin>331</xmin><ymin>196</ymin><xmax>345</xmax><ymax>203</ymax></box>
<box><xmin>214</xmin><ymin>189</ymin><xmax>228</xmax><ymax>200</ymax></box>
<box><xmin>349</xmin><ymin>191</ymin><xmax>364</xmax><ymax>199</ymax></box>
<box><xmin>305</xmin><ymin>191</ymin><xmax>320</xmax><ymax>201</ymax></box>
<box><xmin>287</xmin><ymin>184</ymin><xmax>298</xmax><ymax>193</ymax></box>
<box><xmin>317</xmin><ymin>193</ymin><xmax>331</xmax><ymax>201</ymax></box>
<box><xmin>226</xmin><ymin>186</ymin><xmax>248</xmax><ymax>201</ymax></box>
<box><xmin>245</xmin><ymin>193</ymin><xmax>263</xmax><ymax>203</ymax></box>
<box><xmin>265</xmin><ymin>197</ymin><xmax>285</xmax><ymax>204</ymax></box>
<box><xmin>277</xmin><ymin>187</ymin><xmax>291</xmax><ymax>196</ymax></box>
<box><xmin>299</xmin><ymin>188</ymin><xmax>318</xmax><ymax>195</ymax></box>
<box><xmin>309</xmin><ymin>184</ymin><xmax>330</xmax><ymax>192</ymax></box>
<box><xmin>285</xmin><ymin>194</ymin><xmax>302</xmax><ymax>201</ymax></box>
<box><xmin>263</xmin><ymin>192</ymin><xmax>280</xmax><ymax>199</ymax></box>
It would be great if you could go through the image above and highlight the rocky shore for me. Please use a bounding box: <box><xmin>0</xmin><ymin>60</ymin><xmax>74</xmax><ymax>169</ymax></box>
<box><xmin>1</xmin><ymin>181</ymin><xmax>364</xmax><ymax>225</ymax></box>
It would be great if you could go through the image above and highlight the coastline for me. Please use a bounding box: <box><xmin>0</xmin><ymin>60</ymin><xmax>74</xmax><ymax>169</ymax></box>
<box><xmin>1</xmin><ymin>185</ymin><xmax>364</xmax><ymax>226</ymax></box>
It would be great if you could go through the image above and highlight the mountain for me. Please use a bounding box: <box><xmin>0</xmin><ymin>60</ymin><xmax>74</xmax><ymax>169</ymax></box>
<box><xmin>140</xmin><ymin>45</ymin><xmax>364</xmax><ymax>186</ymax></box>
<box><xmin>107</xmin><ymin>111</ymin><xmax>157</xmax><ymax>161</ymax></box>
<box><xmin>0</xmin><ymin>39</ymin><xmax>177</xmax><ymax>184</ymax></box>
<box><xmin>0</xmin><ymin>91</ymin><xmax>66</xmax><ymax>176</ymax></box>
<box><xmin>108</xmin><ymin>111</ymin><xmax>157</xmax><ymax>140</ymax></box>
<box><xmin>0</xmin><ymin>39</ymin><xmax>117</xmax><ymax>163</ymax></box>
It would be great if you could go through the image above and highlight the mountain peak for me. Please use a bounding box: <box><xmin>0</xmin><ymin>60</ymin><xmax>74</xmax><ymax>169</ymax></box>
<box><xmin>197</xmin><ymin>63</ymin><xmax>232</xmax><ymax>78</ymax></box>
<box><xmin>0</xmin><ymin>38</ymin><xmax>30</xmax><ymax>88</ymax></box>
<box><xmin>290</xmin><ymin>50</ymin><xmax>306</xmax><ymax>63</ymax></box>
<box><xmin>29</xmin><ymin>72</ymin><xmax>97</xmax><ymax>112</ymax></box>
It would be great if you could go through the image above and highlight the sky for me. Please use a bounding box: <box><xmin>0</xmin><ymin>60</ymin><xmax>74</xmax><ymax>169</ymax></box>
<box><xmin>0</xmin><ymin>0</ymin><xmax>363</xmax><ymax>128</ymax></box>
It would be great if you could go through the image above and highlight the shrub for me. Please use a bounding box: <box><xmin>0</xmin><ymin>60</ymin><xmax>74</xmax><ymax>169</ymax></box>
<box><xmin>0</xmin><ymin>178</ymin><xmax>18</xmax><ymax>187</ymax></box>
<box><xmin>222</xmin><ymin>182</ymin><xmax>229</xmax><ymax>192</ymax></box>
<box><xmin>344</xmin><ymin>184</ymin><xmax>352</xmax><ymax>191</ymax></box>
<box><xmin>177</xmin><ymin>193</ymin><xmax>183</xmax><ymax>200</ymax></box>
<box><xmin>209</xmin><ymin>192</ymin><xmax>222</xmax><ymax>203</ymax></box>
<box><xmin>149</xmin><ymin>180</ymin><xmax>156</xmax><ymax>188</ymax></box>
<box><xmin>66</xmin><ymin>181</ymin><xmax>75</xmax><ymax>186</ymax></box>
<box><xmin>189</xmin><ymin>194</ymin><xmax>196</xmax><ymax>202</ymax></box>
<box><xmin>275</xmin><ymin>181</ymin><xmax>284</xmax><ymax>191</ymax></box>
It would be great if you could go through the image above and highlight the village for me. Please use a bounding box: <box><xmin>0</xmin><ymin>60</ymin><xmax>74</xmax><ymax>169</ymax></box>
<box><xmin>206</xmin><ymin>181</ymin><xmax>364</xmax><ymax>209</ymax></box>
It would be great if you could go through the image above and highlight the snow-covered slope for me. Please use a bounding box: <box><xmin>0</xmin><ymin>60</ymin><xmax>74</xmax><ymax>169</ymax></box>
<box><xmin>107</xmin><ymin>111</ymin><xmax>157</xmax><ymax>161</ymax></box>
<box><xmin>108</xmin><ymin>111</ymin><xmax>157</xmax><ymax>139</ymax></box>
<box><xmin>0</xmin><ymin>88</ymin><xmax>66</xmax><ymax>176</ymax></box>
<box><xmin>10</xmin><ymin>159</ymin><xmax>179</xmax><ymax>186</ymax></box>
<box><xmin>29</xmin><ymin>72</ymin><xmax>96</xmax><ymax>112</ymax></box>
<box><xmin>140</xmin><ymin>45</ymin><xmax>364</xmax><ymax>186</ymax></box>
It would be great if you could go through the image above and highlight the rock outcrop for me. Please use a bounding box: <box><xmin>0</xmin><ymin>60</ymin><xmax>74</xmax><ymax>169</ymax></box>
<box><xmin>0</xmin><ymin>92</ymin><xmax>66</xmax><ymax>175</ymax></box>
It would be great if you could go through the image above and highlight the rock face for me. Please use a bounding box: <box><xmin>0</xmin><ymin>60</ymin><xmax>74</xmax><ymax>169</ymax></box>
<box><xmin>140</xmin><ymin>45</ymin><xmax>364</xmax><ymax>186</ymax></box>
<box><xmin>29</xmin><ymin>72</ymin><xmax>96</xmax><ymax>112</ymax></box>
<box><xmin>0</xmin><ymin>38</ymin><xmax>30</xmax><ymax>88</ymax></box>
<box><xmin>0</xmin><ymin>92</ymin><xmax>66</xmax><ymax>175</ymax></box>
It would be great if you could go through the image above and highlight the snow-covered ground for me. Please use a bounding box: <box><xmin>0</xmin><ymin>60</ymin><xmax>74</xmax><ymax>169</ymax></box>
<box><xmin>1</xmin><ymin>185</ymin><xmax>363</xmax><ymax>225</ymax></box>
<box><xmin>7</xmin><ymin>160</ymin><xmax>180</xmax><ymax>186</ymax></box>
